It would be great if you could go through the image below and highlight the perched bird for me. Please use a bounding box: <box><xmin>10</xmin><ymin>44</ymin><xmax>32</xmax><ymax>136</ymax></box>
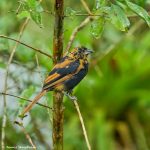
<box><xmin>20</xmin><ymin>46</ymin><xmax>93</xmax><ymax>117</ymax></box>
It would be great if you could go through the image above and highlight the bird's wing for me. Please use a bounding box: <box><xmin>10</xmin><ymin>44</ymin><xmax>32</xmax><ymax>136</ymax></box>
<box><xmin>43</xmin><ymin>57</ymin><xmax>79</xmax><ymax>90</ymax></box>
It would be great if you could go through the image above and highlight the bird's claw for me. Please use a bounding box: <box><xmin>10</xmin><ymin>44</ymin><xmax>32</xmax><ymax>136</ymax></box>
<box><xmin>68</xmin><ymin>95</ymin><xmax>77</xmax><ymax>101</ymax></box>
<box><xmin>63</xmin><ymin>92</ymin><xmax>77</xmax><ymax>101</ymax></box>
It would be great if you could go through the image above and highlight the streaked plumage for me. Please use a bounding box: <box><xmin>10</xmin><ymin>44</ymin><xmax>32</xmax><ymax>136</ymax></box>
<box><xmin>20</xmin><ymin>47</ymin><xmax>93</xmax><ymax>117</ymax></box>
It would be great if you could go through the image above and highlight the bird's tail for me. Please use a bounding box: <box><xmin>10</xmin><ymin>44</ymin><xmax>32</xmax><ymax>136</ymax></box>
<box><xmin>20</xmin><ymin>90</ymin><xmax>47</xmax><ymax>117</ymax></box>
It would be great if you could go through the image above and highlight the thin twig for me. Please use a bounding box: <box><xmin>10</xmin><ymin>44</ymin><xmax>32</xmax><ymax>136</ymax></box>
<box><xmin>65</xmin><ymin>0</ymin><xmax>93</xmax><ymax>53</ymax></box>
<box><xmin>66</xmin><ymin>11</ymin><xmax>150</xmax><ymax>17</ymax></box>
<box><xmin>16</xmin><ymin>1</ymin><xmax>22</xmax><ymax>14</ymax></box>
<box><xmin>1</xmin><ymin>18</ymin><xmax>29</xmax><ymax>150</ymax></box>
<box><xmin>65</xmin><ymin>14</ymin><xmax>102</xmax><ymax>17</ymax></box>
<box><xmin>65</xmin><ymin>16</ymin><xmax>93</xmax><ymax>53</ymax></box>
<box><xmin>21</xmin><ymin>126</ymin><xmax>36</xmax><ymax>149</ymax></box>
<box><xmin>14</xmin><ymin>121</ymin><xmax>36</xmax><ymax>149</ymax></box>
<box><xmin>65</xmin><ymin>3</ymin><xmax>146</xmax><ymax>55</ymax></box>
<box><xmin>43</xmin><ymin>10</ymin><xmax>54</xmax><ymax>15</ymax></box>
<box><xmin>0</xmin><ymin>92</ymin><xmax>52</xmax><ymax>110</ymax></box>
<box><xmin>0</xmin><ymin>35</ymin><xmax>52</xmax><ymax>59</ymax></box>
<box><xmin>73</xmin><ymin>100</ymin><xmax>91</xmax><ymax>150</ymax></box>
<box><xmin>80</xmin><ymin>0</ymin><xmax>92</xmax><ymax>15</ymax></box>
<box><xmin>15</xmin><ymin>8</ymin><xmax>147</xmax><ymax>18</ymax></box>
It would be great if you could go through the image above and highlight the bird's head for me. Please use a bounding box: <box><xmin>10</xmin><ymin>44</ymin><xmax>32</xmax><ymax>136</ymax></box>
<box><xmin>69</xmin><ymin>46</ymin><xmax>93</xmax><ymax>59</ymax></box>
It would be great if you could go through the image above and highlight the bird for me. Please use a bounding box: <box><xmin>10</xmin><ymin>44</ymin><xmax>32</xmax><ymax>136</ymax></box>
<box><xmin>20</xmin><ymin>46</ymin><xmax>93</xmax><ymax>118</ymax></box>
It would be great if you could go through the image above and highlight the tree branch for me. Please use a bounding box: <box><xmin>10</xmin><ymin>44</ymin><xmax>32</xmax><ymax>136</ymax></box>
<box><xmin>80</xmin><ymin>0</ymin><xmax>92</xmax><ymax>15</ymax></box>
<box><xmin>73</xmin><ymin>100</ymin><xmax>91</xmax><ymax>150</ymax></box>
<box><xmin>0</xmin><ymin>35</ymin><xmax>52</xmax><ymax>59</ymax></box>
<box><xmin>65</xmin><ymin>0</ymin><xmax>93</xmax><ymax>53</ymax></box>
<box><xmin>53</xmin><ymin>0</ymin><xmax>64</xmax><ymax>149</ymax></box>
<box><xmin>0</xmin><ymin>92</ymin><xmax>52</xmax><ymax>110</ymax></box>
<box><xmin>14</xmin><ymin>121</ymin><xmax>36</xmax><ymax>149</ymax></box>
<box><xmin>65</xmin><ymin>16</ymin><xmax>93</xmax><ymax>54</ymax></box>
<box><xmin>1</xmin><ymin>18</ymin><xmax>29</xmax><ymax>150</ymax></box>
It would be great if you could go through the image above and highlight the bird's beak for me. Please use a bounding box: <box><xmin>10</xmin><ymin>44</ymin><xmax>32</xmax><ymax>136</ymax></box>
<box><xmin>85</xmin><ymin>49</ymin><xmax>94</xmax><ymax>55</ymax></box>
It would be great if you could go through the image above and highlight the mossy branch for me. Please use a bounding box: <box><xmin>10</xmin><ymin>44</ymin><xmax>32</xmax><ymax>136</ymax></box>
<box><xmin>52</xmin><ymin>0</ymin><xmax>64</xmax><ymax>149</ymax></box>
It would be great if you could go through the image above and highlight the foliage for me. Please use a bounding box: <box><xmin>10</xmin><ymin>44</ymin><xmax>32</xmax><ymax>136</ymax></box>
<box><xmin>0</xmin><ymin>0</ymin><xmax>150</xmax><ymax>149</ymax></box>
<box><xmin>18</xmin><ymin>0</ymin><xmax>43</xmax><ymax>27</ymax></box>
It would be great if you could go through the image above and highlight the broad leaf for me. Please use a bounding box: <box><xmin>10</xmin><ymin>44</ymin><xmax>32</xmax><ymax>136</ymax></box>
<box><xmin>26</xmin><ymin>0</ymin><xmax>36</xmax><ymax>9</ymax></box>
<box><xmin>109</xmin><ymin>4</ymin><xmax>130</xmax><ymax>31</ymax></box>
<box><xmin>17</xmin><ymin>10</ymin><xmax>30</xmax><ymax>19</ymax></box>
<box><xmin>91</xmin><ymin>18</ymin><xmax>105</xmax><ymax>39</ymax></box>
<box><xmin>125</xmin><ymin>0</ymin><xmax>150</xmax><ymax>27</ymax></box>
<box><xmin>30</xmin><ymin>11</ymin><xmax>43</xmax><ymax>28</ymax></box>
<box><xmin>35</xmin><ymin>1</ymin><xmax>44</xmax><ymax>13</ymax></box>
<box><xmin>116</xmin><ymin>1</ymin><xmax>127</xmax><ymax>10</ymax></box>
<box><xmin>19</xmin><ymin>0</ymin><xmax>43</xmax><ymax>27</ymax></box>
<box><xmin>93</xmin><ymin>0</ymin><xmax>108</xmax><ymax>14</ymax></box>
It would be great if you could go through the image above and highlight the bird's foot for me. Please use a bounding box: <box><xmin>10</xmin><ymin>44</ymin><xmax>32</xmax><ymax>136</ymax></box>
<box><xmin>63</xmin><ymin>92</ymin><xmax>77</xmax><ymax>101</ymax></box>
<box><xmin>68</xmin><ymin>95</ymin><xmax>77</xmax><ymax>101</ymax></box>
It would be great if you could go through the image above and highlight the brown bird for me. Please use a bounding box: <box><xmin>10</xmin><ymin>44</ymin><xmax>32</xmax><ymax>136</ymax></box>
<box><xmin>20</xmin><ymin>46</ymin><xmax>93</xmax><ymax>117</ymax></box>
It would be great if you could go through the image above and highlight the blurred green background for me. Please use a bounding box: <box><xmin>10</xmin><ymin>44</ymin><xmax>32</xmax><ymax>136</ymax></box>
<box><xmin>0</xmin><ymin>0</ymin><xmax>150</xmax><ymax>149</ymax></box>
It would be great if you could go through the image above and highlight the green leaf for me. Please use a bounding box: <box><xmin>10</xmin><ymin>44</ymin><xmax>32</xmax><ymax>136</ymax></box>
<box><xmin>26</xmin><ymin>0</ymin><xmax>36</xmax><ymax>9</ymax></box>
<box><xmin>35</xmin><ymin>1</ymin><xmax>44</xmax><ymax>13</ymax></box>
<box><xmin>91</xmin><ymin>18</ymin><xmax>105</xmax><ymax>39</ymax></box>
<box><xmin>93</xmin><ymin>0</ymin><xmax>108</xmax><ymax>15</ymax></box>
<box><xmin>65</xmin><ymin>7</ymin><xmax>77</xmax><ymax>18</ymax></box>
<box><xmin>116</xmin><ymin>1</ymin><xmax>127</xmax><ymax>10</ymax></box>
<box><xmin>125</xmin><ymin>0</ymin><xmax>150</xmax><ymax>27</ymax></box>
<box><xmin>94</xmin><ymin>0</ymin><xmax>106</xmax><ymax>10</ymax></box>
<box><xmin>30</xmin><ymin>11</ymin><xmax>43</xmax><ymax>28</ymax></box>
<box><xmin>18</xmin><ymin>86</ymin><xmax>35</xmax><ymax>105</ymax></box>
<box><xmin>17</xmin><ymin>10</ymin><xmax>30</xmax><ymax>19</ymax></box>
<box><xmin>109</xmin><ymin>4</ymin><xmax>130</xmax><ymax>31</ymax></box>
<box><xmin>21</xmin><ymin>0</ymin><xmax>43</xmax><ymax>27</ymax></box>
